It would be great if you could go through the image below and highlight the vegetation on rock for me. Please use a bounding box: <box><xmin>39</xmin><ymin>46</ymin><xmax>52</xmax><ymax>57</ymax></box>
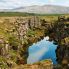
<box><xmin>0</xmin><ymin>14</ymin><xmax>69</xmax><ymax>69</ymax></box>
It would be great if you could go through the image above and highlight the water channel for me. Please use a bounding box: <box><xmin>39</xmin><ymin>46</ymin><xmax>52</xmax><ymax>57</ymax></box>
<box><xmin>27</xmin><ymin>36</ymin><xmax>58</xmax><ymax>64</ymax></box>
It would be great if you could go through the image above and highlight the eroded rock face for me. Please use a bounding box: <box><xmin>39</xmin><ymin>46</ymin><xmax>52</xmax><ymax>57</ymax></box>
<box><xmin>0</xmin><ymin>16</ymin><xmax>69</xmax><ymax>69</ymax></box>
<box><xmin>12</xmin><ymin>59</ymin><xmax>53</xmax><ymax>69</ymax></box>
<box><xmin>48</xmin><ymin>17</ymin><xmax>69</xmax><ymax>68</ymax></box>
<box><xmin>0</xmin><ymin>16</ymin><xmax>44</xmax><ymax>68</ymax></box>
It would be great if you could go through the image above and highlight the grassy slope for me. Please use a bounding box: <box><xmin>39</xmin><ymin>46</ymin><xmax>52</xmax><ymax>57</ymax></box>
<box><xmin>0</xmin><ymin>12</ymin><xmax>69</xmax><ymax>16</ymax></box>
<box><xmin>0</xmin><ymin>12</ymin><xmax>35</xmax><ymax>16</ymax></box>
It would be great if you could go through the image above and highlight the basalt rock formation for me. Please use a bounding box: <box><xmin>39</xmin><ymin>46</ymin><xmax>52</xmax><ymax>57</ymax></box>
<box><xmin>0</xmin><ymin>16</ymin><xmax>46</xmax><ymax>68</ymax></box>
<box><xmin>12</xmin><ymin>59</ymin><xmax>53</xmax><ymax>69</ymax></box>
<box><xmin>48</xmin><ymin>16</ymin><xmax>69</xmax><ymax>69</ymax></box>
<box><xmin>0</xmin><ymin>16</ymin><xmax>69</xmax><ymax>69</ymax></box>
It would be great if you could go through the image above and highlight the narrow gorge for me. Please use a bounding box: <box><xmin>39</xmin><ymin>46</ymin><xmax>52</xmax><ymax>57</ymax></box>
<box><xmin>0</xmin><ymin>15</ymin><xmax>69</xmax><ymax>69</ymax></box>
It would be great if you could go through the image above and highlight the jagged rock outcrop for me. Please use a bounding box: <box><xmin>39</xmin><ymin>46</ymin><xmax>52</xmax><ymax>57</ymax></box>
<box><xmin>12</xmin><ymin>59</ymin><xmax>53</xmax><ymax>69</ymax></box>
<box><xmin>0</xmin><ymin>15</ymin><xmax>69</xmax><ymax>69</ymax></box>
<box><xmin>48</xmin><ymin>16</ymin><xmax>69</xmax><ymax>68</ymax></box>
<box><xmin>0</xmin><ymin>16</ymin><xmax>45</xmax><ymax>68</ymax></box>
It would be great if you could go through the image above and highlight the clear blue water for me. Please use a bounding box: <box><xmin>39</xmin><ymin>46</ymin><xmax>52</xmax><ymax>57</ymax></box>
<box><xmin>27</xmin><ymin>37</ymin><xmax>58</xmax><ymax>64</ymax></box>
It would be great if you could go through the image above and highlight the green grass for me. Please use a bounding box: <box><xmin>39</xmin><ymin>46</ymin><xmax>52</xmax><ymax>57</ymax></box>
<box><xmin>0</xmin><ymin>12</ymin><xmax>35</xmax><ymax>16</ymax></box>
<box><xmin>37</xmin><ymin>14</ymin><xmax>69</xmax><ymax>16</ymax></box>
<box><xmin>0</xmin><ymin>12</ymin><xmax>69</xmax><ymax>16</ymax></box>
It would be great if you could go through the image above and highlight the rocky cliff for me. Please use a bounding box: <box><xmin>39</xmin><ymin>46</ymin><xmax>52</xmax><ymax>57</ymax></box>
<box><xmin>0</xmin><ymin>15</ymin><xmax>69</xmax><ymax>69</ymax></box>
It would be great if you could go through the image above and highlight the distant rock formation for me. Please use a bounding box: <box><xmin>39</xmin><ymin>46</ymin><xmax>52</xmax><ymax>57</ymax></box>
<box><xmin>11</xmin><ymin>5</ymin><xmax>69</xmax><ymax>14</ymax></box>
